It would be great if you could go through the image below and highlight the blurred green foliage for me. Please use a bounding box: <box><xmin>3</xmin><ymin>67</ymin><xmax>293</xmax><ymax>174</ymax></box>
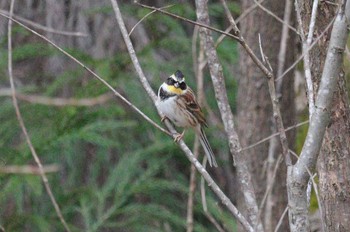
<box><xmin>0</xmin><ymin>2</ymin><xmax>240</xmax><ymax>232</ymax></box>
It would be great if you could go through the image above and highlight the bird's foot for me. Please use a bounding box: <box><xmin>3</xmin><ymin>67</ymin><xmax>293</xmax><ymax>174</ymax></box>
<box><xmin>174</xmin><ymin>130</ymin><xmax>185</xmax><ymax>142</ymax></box>
<box><xmin>161</xmin><ymin>115</ymin><xmax>169</xmax><ymax>123</ymax></box>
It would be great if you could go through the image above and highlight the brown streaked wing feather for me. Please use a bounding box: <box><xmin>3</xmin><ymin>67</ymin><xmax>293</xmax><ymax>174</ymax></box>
<box><xmin>180</xmin><ymin>88</ymin><xmax>208</xmax><ymax>127</ymax></box>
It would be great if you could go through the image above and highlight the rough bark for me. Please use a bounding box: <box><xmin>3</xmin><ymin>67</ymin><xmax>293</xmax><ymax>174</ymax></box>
<box><xmin>303</xmin><ymin>1</ymin><xmax>350</xmax><ymax>231</ymax></box>
<box><xmin>297</xmin><ymin>0</ymin><xmax>350</xmax><ymax>231</ymax></box>
<box><xmin>237</xmin><ymin>0</ymin><xmax>295</xmax><ymax>231</ymax></box>
<box><xmin>287</xmin><ymin>1</ymin><xmax>350</xmax><ymax>231</ymax></box>
<box><xmin>318</xmin><ymin>74</ymin><xmax>350</xmax><ymax>231</ymax></box>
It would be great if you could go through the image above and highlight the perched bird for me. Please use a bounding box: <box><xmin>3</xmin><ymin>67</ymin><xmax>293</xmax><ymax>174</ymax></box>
<box><xmin>157</xmin><ymin>70</ymin><xmax>218</xmax><ymax>167</ymax></box>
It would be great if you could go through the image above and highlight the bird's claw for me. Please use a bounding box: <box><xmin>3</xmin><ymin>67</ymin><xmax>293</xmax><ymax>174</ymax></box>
<box><xmin>161</xmin><ymin>115</ymin><xmax>168</xmax><ymax>123</ymax></box>
<box><xmin>174</xmin><ymin>130</ymin><xmax>185</xmax><ymax>142</ymax></box>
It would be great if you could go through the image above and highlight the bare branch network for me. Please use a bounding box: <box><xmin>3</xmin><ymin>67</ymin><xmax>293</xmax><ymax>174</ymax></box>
<box><xmin>1</xmin><ymin>0</ymin><xmax>349</xmax><ymax>231</ymax></box>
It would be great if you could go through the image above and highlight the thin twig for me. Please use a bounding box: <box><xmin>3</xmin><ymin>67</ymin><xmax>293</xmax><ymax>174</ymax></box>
<box><xmin>258</xmin><ymin>154</ymin><xmax>283</xmax><ymax>229</ymax></box>
<box><xmin>7</xmin><ymin>1</ymin><xmax>71</xmax><ymax>231</ymax></box>
<box><xmin>0</xmin><ymin>11</ymin><xmax>171</xmax><ymax>137</ymax></box>
<box><xmin>0</xmin><ymin>89</ymin><xmax>113</xmax><ymax>106</ymax></box>
<box><xmin>253</xmin><ymin>0</ymin><xmax>298</xmax><ymax>34</ymax></box>
<box><xmin>110</xmin><ymin>1</ymin><xmax>254</xmax><ymax>231</ymax></box>
<box><xmin>260</xmin><ymin>15</ymin><xmax>292</xmax><ymax>165</ymax></box>
<box><xmin>276</xmin><ymin>12</ymin><xmax>336</xmax><ymax>82</ymax></box>
<box><xmin>0</xmin><ymin>9</ymin><xmax>87</xmax><ymax>37</ymax></box>
<box><xmin>214</xmin><ymin>0</ymin><xmax>264</xmax><ymax>47</ymax></box>
<box><xmin>295</xmin><ymin>0</ymin><xmax>317</xmax><ymax>119</ymax></box>
<box><xmin>242</xmin><ymin>120</ymin><xmax>309</xmax><ymax>151</ymax></box>
<box><xmin>135</xmin><ymin>1</ymin><xmax>241</xmax><ymax>41</ymax></box>
<box><xmin>128</xmin><ymin>4</ymin><xmax>174</xmax><ymax>36</ymax></box>
<box><xmin>0</xmin><ymin>164</ymin><xmax>59</xmax><ymax>175</ymax></box>
<box><xmin>276</xmin><ymin>0</ymin><xmax>293</xmax><ymax>93</ymax></box>
<box><xmin>274</xmin><ymin>206</ymin><xmax>289</xmax><ymax>232</ymax></box>
<box><xmin>186</xmin><ymin>136</ymin><xmax>200</xmax><ymax>232</ymax></box>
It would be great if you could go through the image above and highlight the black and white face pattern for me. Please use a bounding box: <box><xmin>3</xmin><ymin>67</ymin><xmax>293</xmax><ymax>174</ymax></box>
<box><xmin>166</xmin><ymin>70</ymin><xmax>187</xmax><ymax>90</ymax></box>
<box><xmin>158</xmin><ymin>70</ymin><xmax>188</xmax><ymax>101</ymax></box>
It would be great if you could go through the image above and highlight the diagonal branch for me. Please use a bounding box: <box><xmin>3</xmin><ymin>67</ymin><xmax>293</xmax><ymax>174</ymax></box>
<box><xmin>110</xmin><ymin>0</ymin><xmax>254</xmax><ymax>231</ymax></box>
<box><xmin>221</xmin><ymin>0</ymin><xmax>292</xmax><ymax>165</ymax></box>
<box><xmin>135</xmin><ymin>1</ymin><xmax>240</xmax><ymax>41</ymax></box>
<box><xmin>0</xmin><ymin>11</ymin><xmax>170</xmax><ymax>137</ymax></box>
<box><xmin>196</xmin><ymin>0</ymin><xmax>264</xmax><ymax>230</ymax></box>
<box><xmin>6</xmin><ymin>1</ymin><xmax>71</xmax><ymax>231</ymax></box>
<box><xmin>0</xmin><ymin>9</ymin><xmax>87</xmax><ymax>37</ymax></box>
<box><xmin>253</xmin><ymin>0</ymin><xmax>298</xmax><ymax>34</ymax></box>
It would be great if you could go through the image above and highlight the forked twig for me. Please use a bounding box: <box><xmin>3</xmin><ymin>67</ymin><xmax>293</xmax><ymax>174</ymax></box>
<box><xmin>6</xmin><ymin>1</ymin><xmax>70</xmax><ymax>231</ymax></box>
<box><xmin>257</xmin><ymin>34</ymin><xmax>291</xmax><ymax>165</ymax></box>
<box><xmin>276</xmin><ymin>16</ymin><xmax>336</xmax><ymax>82</ymax></box>
<box><xmin>129</xmin><ymin>4</ymin><xmax>174</xmax><ymax>36</ymax></box>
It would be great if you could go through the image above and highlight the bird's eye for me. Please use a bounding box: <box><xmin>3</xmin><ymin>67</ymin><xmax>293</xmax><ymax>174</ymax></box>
<box><xmin>166</xmin><ymin>78</ymin><xmax>176</xmax><ymax>85</ymax></box>
<box><xmin>179</xmin><ymin>82</ymin><xmax>187</xmax><ymax>90</ymax></box>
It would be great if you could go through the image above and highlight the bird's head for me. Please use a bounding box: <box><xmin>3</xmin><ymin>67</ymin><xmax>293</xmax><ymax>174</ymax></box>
<box><xmin>163</xmin><ymin>70</ymin><xmax>187</xmax><ymax>95</ymax></box>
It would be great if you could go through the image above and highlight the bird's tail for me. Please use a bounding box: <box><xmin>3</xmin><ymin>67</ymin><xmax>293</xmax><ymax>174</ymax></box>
<box><xmin>198</xmin><ymin>126</ymin><xmax>218</xmax><ymax>167</ymax></box>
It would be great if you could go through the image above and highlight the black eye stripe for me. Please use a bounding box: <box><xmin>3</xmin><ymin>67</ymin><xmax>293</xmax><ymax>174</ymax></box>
<box><xmin>166</xmin><ymin>78</ymin><xmax>175</xmax><ymax>85</ymax></box>
<box><xmin>179</xmin><ymin>82</ymin><xmax>187</xmax><ymax>90</ymax></box>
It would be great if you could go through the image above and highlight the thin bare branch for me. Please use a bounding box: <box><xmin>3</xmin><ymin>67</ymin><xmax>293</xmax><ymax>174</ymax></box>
<box><xmin>0</xmin><ymin>89</ymin><xmax>113</xmax><ymax>106</ymax></box>
<box><xmin>0</xmin><ymin>164</ymin><xmax>59</xmax><ymax>175</ymax></box>
<box><xmin>214</xmin><ymin>0</ymin><xmax>264</xmax><ymax>47</ymax></box>
<box><xmin>295</xmin><ymin>0</ymin><xmax>317</xmax><ymax>118</ymax></box>
<box><xmin>276</xmin><ymin>0</ymin><xmax>293</xmax><ymax>93</ymax></box>
<box><xmin>274</xmin><ymin>206</ymin><xmax>289</xmax><ymax>232</ymax></box>
<box><xmin>135</xmin><ymin>1</ymin><xmax>241</xmax><ymax>41</ymax></box>
<box><xmin>0</xmin><ymin>11</ymin><xmax>171</xmax><ymax>137</ymax></box>
<box><xmin>7</xmin><ymin>1</ymin><xmax>70</xmax><ymax>231</ymax></box>
<box><xmin>110</xmin><ymin>1</ymin><xmax>254</xmax><ymax>231</ymax></box>
<box><xmin>276</xmin><ymin>16</ymin><xmax>336</xmax><ymax>81</ymax></box>
<box><xmin>258</xmin><ymin>23</ymin><xmax>291</xmax><ymax>166</ymax></box>
<box><xmin>253</xmin><ymin>0</ymin><xmax>298</xmax><ymax>34</ymax></box>
<box><xmin>242</xmin><ymin>120</ymin><xmax>309</xmax><ymax>151</ymax></box>
<box><xmin>129</xmin><ymin>4</ymin><xmax>174</xmax><ymax>36</ymax></box>
<box><xmin>0</xmin><ymin>9</ymin><xmax>87</xmax><ymax>37</ymax></box>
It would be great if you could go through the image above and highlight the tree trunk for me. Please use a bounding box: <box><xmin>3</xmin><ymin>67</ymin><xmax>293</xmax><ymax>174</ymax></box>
<box><xmin>297</xmin><ymin>0</ymin><xmax>350</xmax><ymax>230</ymax></box>
<box><xmin>237</xmin><ymin>0</ymin><xmax>295</xmax><ymax>231</ymax></box>
<box><xmin>292</xmin><ymin>0</ymin><xmax>350</xmax><ymax>231</ymax></box>
<box><xmin>318</xmin><ymin>74</ymin><xmax>350</xmax><ymax>231</ymax></box>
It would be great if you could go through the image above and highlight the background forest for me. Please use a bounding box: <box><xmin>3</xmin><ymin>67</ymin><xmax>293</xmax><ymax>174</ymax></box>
<box><xmin>0</xmin><ymin>0</ymin><xmax>349</xmax><ymax>232</ymax></box>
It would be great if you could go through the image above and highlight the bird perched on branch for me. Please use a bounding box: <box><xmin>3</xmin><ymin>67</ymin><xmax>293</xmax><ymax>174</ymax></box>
<box><xmin>157</xmin><ymin>70</ymin><xmax>217</xmax><ymax>167</ymax></box>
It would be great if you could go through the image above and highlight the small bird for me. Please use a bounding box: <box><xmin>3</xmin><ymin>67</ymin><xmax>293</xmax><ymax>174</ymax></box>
<box><xmin>157</xmin><ymin>70</ymin><xmax>218</xmax><ymax>167</ymax></box>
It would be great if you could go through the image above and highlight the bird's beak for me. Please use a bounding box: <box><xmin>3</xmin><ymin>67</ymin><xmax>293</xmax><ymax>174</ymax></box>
<box><xmin>174</xmin><ymin>82</ymin><xmax>179</xmax><ymax>88</ymax></box>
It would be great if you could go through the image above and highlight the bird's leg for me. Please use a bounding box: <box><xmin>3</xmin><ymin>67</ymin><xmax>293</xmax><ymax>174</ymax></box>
<box><xmin>174</xmin><ymin>130</ymin><xmax>186</xmax><ymax>142</ymax></box>
<box><xmin>161</xmin><ymin>115</ymin><xmax>169</xmax><ymax>123</ymax></box>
